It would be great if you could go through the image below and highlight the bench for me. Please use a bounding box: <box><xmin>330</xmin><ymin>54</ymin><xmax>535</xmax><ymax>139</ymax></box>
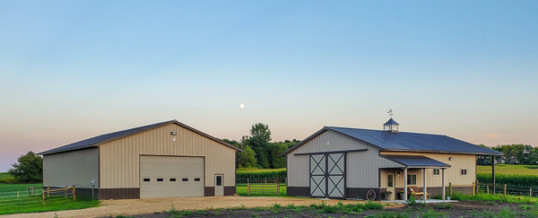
<box><xmin>408</xmin><ymin>187</ymin><xmax>431</xmax><ymax>199</ymax></box>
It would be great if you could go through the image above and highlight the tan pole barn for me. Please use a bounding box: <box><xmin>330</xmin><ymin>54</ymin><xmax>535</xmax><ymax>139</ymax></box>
<box><xmin>39</xmin><ymin>120</ymin><xmax>241</xmax><ymax>199</ymax></box>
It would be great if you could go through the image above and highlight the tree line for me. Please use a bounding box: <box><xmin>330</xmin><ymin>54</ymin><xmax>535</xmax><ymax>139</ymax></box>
<box><xmin>223</xmin><ymin>123</ymin><xmax>299</xmax><ymax>169</ymax></box>
<box><xmin>477</xmin><ymin>144</ymin><xmax>538</xmax><ymax>165</ymax></box>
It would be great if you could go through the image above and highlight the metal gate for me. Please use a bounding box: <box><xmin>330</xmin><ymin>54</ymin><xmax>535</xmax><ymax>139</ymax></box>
<box><xmin>309</xmin><ymin>153</ymin><xmax>345</xmax><ymax>198</ymax></box>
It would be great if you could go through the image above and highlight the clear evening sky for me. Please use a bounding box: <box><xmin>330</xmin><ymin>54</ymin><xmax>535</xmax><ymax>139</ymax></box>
<box><xmin>1</xmin><ymin>1</ymin><xmax>537</xmax><ymax>172</ymax></box>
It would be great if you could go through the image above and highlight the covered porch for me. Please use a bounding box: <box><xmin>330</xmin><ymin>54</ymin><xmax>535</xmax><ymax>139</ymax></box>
<box><xmin>379</xmin><ymin>155</ymin><xmax>451</xmax><ymax>202</ymax></box>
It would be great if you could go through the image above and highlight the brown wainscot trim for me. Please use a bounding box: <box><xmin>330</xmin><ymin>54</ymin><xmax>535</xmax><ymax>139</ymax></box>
<box><xmin>287</xmin><ymin>186</ymin><xmax>310</xmax><ymax>197</ymax></box>
<box><xmin>99</xmin><ymin>188</ymin><xmax>140</xmax><ymax>199</ymax></box>
<box><xmin>205</xmin><ymin>187</ymin><xmax>215</xmax><ymax>196</ymax></box>
<box><xmin>346</xmin><ymin>188</ymin><xmax>381</xmax><ymax>200</ymax></box>
<box><xmin>224</xmin><ymin>186</ymin><xmax>236</xmax><ymax>196</ymax></box>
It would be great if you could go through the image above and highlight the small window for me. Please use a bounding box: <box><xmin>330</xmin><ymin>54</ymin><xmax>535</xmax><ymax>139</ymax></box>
<box><xmin>387</xmin><ymin>175</ymin><xmax>393</xmax><ymax>187</ymax></box>
<box><xmin>182</xmin><ymin>178</ymin><xmax>188</xmax><ymax>182</ymax></box>
<box><xmin>143</xmin><ymin>178</ymin><xmax>150</xmax><ymax>182</ymax></box>
<box><xmin>407</xmin><ymin>175</ymin><xmax>417</xmax><ymax>185</ymax></box>
<box><xmin>433</xmin><ymin>169</ymin><xmax>440</xmax><ymax>175</ymax></box>
<box><xmin>157</xmin><ymin>178</ymin><xmax>163</xmax><ymax>182</ymax></box>
<box><xmin>216</xmin><ymin>176</ymin><xmax>222</xmax><ymax>186</ymax></box>
<box><xmin>194</xmin><ymin>178</ymin><xmax>201</xmax><ymax>182</ymax></box>
<box><xmin>170</xmin><ymin>178</ymin><xmax>176</xmax><ymax>182</ymax></box>
<box><xmin>461</xmin><ymin>169</ymin><xmax>467</xmax><ymax>175</ymax></box>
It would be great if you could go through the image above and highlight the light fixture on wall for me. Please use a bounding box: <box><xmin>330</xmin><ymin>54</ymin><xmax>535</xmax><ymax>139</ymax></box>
<box><xmin>449</xmin><ymin>157</ymin><xmax>453</xmax><ymax>161</ymax></box>
<box><xmin>171</xmin><ymin>131</ymin><xmax>177</xmax><ymax>142</ymax></box>
<box><xmin>397</xmin><ymin>172</ymin><xmax>400</xmax><ymax>176</ymax></box>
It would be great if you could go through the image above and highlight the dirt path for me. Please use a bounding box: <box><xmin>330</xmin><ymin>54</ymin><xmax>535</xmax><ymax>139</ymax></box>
<box><xmin>2</xmin><ymin>196</ymin><xmax>385</xmax><ymax>218</ymax></box>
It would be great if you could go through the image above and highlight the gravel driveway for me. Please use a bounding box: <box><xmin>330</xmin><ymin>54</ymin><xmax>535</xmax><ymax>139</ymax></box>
<box><xmin>2</xmin><ymin>196</ymin><xmax>373</xmax><ymax>218</ymax></box>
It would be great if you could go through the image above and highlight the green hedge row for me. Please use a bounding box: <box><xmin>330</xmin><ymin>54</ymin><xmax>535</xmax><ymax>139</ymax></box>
<box><xmin>477</xmin><ymin>173</ymin><xmax>538</xmax><ymax>187</ymax></box>
<box><xmin>236</xmin><ymin>170</ymin><xmax>287</xmax><ymax>182</ymax></box>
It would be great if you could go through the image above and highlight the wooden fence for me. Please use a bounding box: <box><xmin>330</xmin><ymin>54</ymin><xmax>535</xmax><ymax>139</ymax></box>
<box><xmin>246</xmin><ymin>179</ymin><xmax>281</xmax><ymax>196</ymax></box>
<box><xmin>476</xmin><ymin>182</ymin><xmax>537</xmax><ymax>197</ymax></box>
<box><xmin>42</xmin><ymin>185</ymin><xmax>76</xmax><ymax>205</ymax></box>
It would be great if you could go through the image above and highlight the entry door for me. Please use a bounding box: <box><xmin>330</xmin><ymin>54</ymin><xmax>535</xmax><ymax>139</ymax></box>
<box><xmin>309</xmin><ymin>153</ymin><xmax>346</xmax><ymax>198</ymax></box>
<box><xmin>215</xmin><ymin>175</ymin><xmax>224</xmax><ymax>196</ymax></box>
<box><xmin>386</xmin><ymin>173</ymin><xmax>395</xmax><ymax>200</ymax></box>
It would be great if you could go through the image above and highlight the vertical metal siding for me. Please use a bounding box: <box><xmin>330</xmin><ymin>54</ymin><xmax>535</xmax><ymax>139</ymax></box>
<box><xmin>99</xmin><ymin>123</ymin><xmax>236</xmax><ymax>189</ymax></box>
<box><xmin>287</xmin><ymin>130</ymin><xmax>402</xmax><ymax>188</ymax></box>
<box><xmin>43</xmin><ymin>148</ymin><xmax>99</xmax><ymax>188</ymax></box>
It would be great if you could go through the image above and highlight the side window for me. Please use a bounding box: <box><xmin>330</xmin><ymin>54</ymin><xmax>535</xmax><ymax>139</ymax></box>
<box><xmin>407</xmin><ymin>175</ymin><xmax>417</xmax><ymax>185</ymax></box>
<box><xmin>433</xmin><ymin>169</ymin><xmax>440</xmax><ymax>175</ymax></box>
<box><xmin>216</xmin><ymin>176</ymin><xmax>222</xmax><ymax>186</ymax></box>
<box><xmin>461</xmin><ymin>169</ymin><xmax>467</xmax><ymax>175</ymax></box>
<box><xmin>388</xmin><ymin>175</ymin><xmax>393</xmax><ymax>187</ymax></box>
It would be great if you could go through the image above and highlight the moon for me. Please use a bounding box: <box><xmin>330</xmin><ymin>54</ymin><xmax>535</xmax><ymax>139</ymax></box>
<box><xmin>240</xmin><ymin>104</ymin><xmax>245</xmax><ymax>109</ymax></box>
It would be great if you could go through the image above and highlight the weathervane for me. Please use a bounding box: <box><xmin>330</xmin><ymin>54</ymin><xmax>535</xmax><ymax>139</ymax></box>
<box><xmin>387</xmin><ymin>109</ymin><xmax>394</xmax><ymax>118</ymax></box>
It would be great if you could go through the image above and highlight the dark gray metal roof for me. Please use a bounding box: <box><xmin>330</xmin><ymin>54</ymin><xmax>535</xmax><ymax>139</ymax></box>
<box><xmin>381</xmin><ymin>155</ymin><xmax>450</xmax><ymax>168</ymax></box>
<box><xmin>384</xmin><ymin>118</ymin><xmax>399</xmax><ymax>126</ymax></box>
<box><xmin>283</xmin><ymin>126</ymin><xmax>502</xmax><ymax>156</ymax></box>
<box><xmin>38</xmin><ymin>120</ymin><xmax>241</xmax><ymax>155</ymax></box>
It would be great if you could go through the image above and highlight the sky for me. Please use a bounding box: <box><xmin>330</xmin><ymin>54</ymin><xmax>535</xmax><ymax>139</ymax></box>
<box><xmin>1</xmin><ymin>0</ymin><xmax>537</xmax><ymax>172</ymax></box>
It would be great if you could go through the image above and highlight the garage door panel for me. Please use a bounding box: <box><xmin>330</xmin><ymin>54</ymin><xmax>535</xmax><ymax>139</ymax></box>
<box><xmin>140</xmin><ymin>156</ymin><xmax>204</xmax><ymax>198</ymax></box>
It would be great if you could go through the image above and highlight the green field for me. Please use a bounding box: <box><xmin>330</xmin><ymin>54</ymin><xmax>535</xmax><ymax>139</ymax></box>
<box><xmin>236</xmin><ymin>167</ymin><xmax>286</xmax><ymax>173</ymax></box>
<box><xmin>478</xmin><ymin>164</ymin><xmax>538</xmax><ymax>175</ymax></box>
<box><xmin>0</xmin><ymin>172</ymin><xmax>11</xmax><ymax>180</ymax></box>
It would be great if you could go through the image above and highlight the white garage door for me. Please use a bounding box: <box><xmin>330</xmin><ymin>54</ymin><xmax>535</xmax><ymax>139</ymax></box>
<box><xmin>140</xmin><ymin>156</ymin><xmax>204</xmax><ymax>198</ymax></box>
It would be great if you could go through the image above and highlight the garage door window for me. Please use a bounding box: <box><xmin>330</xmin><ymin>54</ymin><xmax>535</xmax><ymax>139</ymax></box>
<box><xmin>143</xmin><ymin>178</ymin><xmax>150</xmax><ymax>182</ymax></box>
<box><xmin>157</xmin><ymin>178</ymin><xmax>163</xmax><ymax>182</ymax></box>
<box><xmin>182</xmin><ymin>178</ymin><xmax>188</xmax><ymax>182</ymax></box>
<box><xmin>195</xmin><ymin>178</ymin><xmax>201</xmax><ymax>182</ymax></box>
<box><xmin>170</xmin><ymin>178</ymin><xmax>176</xmax><ymax>182</ymax></box>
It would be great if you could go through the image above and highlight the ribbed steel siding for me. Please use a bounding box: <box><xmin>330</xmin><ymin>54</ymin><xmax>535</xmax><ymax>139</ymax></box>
<box><xmin>99</xmin><ymin>123</ymin><xmax>236</xmax><ymax>189</ymax></box>
<box><xmin>287</xmin><ymin>130</ymin><xmax>402</xmax><ymax>188</ymax></box>
<box><xmin>43</xmin><ymin>148</ymin><xmax>99</xmax><ymax>188</ymax></box>
<box><xmin>380</xmin><ymin>151</ymin><xmax>475</xmax><ymax>187</ymax></box>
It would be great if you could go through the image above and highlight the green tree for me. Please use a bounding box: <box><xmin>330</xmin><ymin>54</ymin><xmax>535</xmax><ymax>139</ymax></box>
<box><xmin>269</xmin><ymin>142</ymin><xmax>288</xmax><ymax>168</ymax></box>
<box><xmin>249</xmin><ymin>123</ymin><xmax>272</xmax><ymax>168</ymax></box>
<box><xmin>8</xmin><ymin>151</ymin><xmax>43</xmax><ymax>183</ymax></box>
<box><xmin>235</xmin><ymin>136</ymin><xmax>257</xmax><ymax>168</ymax></box>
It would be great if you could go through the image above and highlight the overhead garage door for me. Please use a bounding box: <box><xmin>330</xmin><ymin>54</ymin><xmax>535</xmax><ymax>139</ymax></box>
<box><xmin>140</xmin><ymin>156</ymin><xmax>204</xmax><ymax>198</ymax></box>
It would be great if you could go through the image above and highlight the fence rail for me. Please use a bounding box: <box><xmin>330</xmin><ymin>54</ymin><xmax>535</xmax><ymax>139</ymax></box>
<box><xmin>476</xmin><ymin>182</ymin><xmax>537</xmax><ymax>197</ymax></box>
<box><xmin>241</xmin><ymin>179</ymin><xmax>282</xmax><ymax>196</ymax></box>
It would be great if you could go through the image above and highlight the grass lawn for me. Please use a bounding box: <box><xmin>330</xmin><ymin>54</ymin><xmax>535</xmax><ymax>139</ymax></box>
<box><xmin>477</xmin><ymin>164</ymin><xmax>538</xmax><ymax>175</ymax></box>
<box><xmin>0</xmin><ymin>183</ymin><xmax>43</xmax><ymax>199</ymax></box>
<box><xmin>0</xmin><ymin>196</ymin><xmax>100</xmax><ymax>215</ymax></box>
<box><xmin>236</xmin><ymin>183</ymin><xmax>287</xmax><ymax>196</ymax></box>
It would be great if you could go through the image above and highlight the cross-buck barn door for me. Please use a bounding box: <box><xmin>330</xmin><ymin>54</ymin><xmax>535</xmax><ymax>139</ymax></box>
<box><xmin>309</xmin><ymin>153</ymin><xmax>346</xmax><ymax>198</ymax></box>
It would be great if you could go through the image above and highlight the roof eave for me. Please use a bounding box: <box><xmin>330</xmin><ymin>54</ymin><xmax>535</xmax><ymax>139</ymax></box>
<box><xmin>381</xmin><ymin>148</ymin><xmax>503</xmax><ymax>156</ymax></box>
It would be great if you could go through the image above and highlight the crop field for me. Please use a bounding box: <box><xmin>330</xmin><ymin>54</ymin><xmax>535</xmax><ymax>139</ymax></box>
<box><xmin>0</xmin><ymin>172</ymin><xmax>11</xmax><ymax>180</ymax></box>
<box><xmin>477</xmin><ymin>164</ymin><xmax>538</xmax><ymax>176</ymax></box>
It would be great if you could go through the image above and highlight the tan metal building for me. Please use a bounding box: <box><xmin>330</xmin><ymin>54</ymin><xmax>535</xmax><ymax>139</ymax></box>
<box><xmin>283</xmin><ymin>118</ymin><xmax>501</xmax><ymax>201</ymax></box>
<box><xmin>39</xmin><ymin>120</ymin><xmax>241</xmax><ymax>199</ymax></box>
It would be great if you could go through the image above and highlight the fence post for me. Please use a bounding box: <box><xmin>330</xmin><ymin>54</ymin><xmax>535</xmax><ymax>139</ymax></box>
<box><xmin>47</xmin><ymin>186</ymin><xmax>50</xmax><ymax>198</ymax></box>
<box><xmin>530</xmin><ymin>188</ymin><xmax>532</xmax><ymax>197</ymax></box>
<box><xmin>449</xmin><ymin>182</ymin><xmax>452</xmax><ymax>197</ymax></box>
<box><xmin>42</xmin><ymin>189</ymin><xmax>45</xmax><ymax>205</ymax></box>
<box><xmin>247</xmin><ymin>183</ymin><xmax>250</xmax><ymax>195</ymax></box>
<box><xmin>487</xmin><ymin>185</ymin><xmax>489</xmax><ymax>194</ymax></box>
<box><xmin>73</xmin><ymin>185</ymin><xmax>76</xmax><ymax>201</ymax></box>
<box><xmin>504</xmin><ymin>184</ymin><xmax>507</xmax><ymax>197</ymax></box>
<box><xmin>33</xmin><ymin>186</ymin><xmax>35</xmax><ymax>197</ymax></box>
<box><xmin>65</xmin><ymin>185</ymin><xmax>68</xmax><ymax>198</ymax></box>
<box><xmin>17</xmin><ymin>192</ymin><xmax>19</xmax><ymax>199</ymax></box>
<box><xmin>277</xmin><ymin>180</ymin><xmax>280</xmax><ymax>196</ymax></box>
<box><xmin>472</xmin><ymin>182</ymin><xmax>475</xmax><ymax>196</ymax></box>
<box><xmin>28</xmin><ymin>186</ymin><xmax>30</xmax><ymax>197</ymax></box>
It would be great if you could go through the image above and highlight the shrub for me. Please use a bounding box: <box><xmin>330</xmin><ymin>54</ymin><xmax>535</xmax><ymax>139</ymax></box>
<box><xmin>236</xmin><ymin>169</ymin><xmax>287</xmax><ymax>182</ymax></box>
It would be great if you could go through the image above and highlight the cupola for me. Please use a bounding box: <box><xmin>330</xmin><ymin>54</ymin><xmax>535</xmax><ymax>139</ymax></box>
<box><xmin>383</xmin><ymin>109</ymin><xmax>399</xmax><ymax>133</ymax></box>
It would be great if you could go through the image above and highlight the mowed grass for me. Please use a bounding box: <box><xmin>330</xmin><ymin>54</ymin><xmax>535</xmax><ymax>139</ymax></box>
<box><xmin>477</xmin><ymin>164</ymin><xmax>538</xmax><ymax>176</ymax></box>
<box><xmin>236</xmin><ymin>183</ymin><xmax>287</xmax><ymax>196</ymax></box>
<box><xmin>0</xmin><ymin>196</ymin><xmax>100</xmax><ymax>215</ymax></box>
<box><xmin>0</xmin><ymin>178</ymin><xmax>99</xmax><ymax>215</ymax></box>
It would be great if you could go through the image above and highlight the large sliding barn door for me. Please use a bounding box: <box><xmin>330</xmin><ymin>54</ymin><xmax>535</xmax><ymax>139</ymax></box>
<box><xmin>309</xmin><ymin>153</ymin><xmax>346</xmax><ymax>198</ymax></box>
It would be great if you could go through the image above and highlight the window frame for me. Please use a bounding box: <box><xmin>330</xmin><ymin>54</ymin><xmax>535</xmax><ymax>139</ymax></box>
<box><xmin>433</xmin><ymin>169</ymin><xmax>440</xmax><ymax>176</ymax></box>
<box><xmin>407</xmin><ymin>174</ymin><xmax>417</xmax><ymax>185</ymax></box>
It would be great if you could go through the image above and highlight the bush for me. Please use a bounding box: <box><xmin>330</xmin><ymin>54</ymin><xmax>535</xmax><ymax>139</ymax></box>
<box><xmin>0</xmin><ymin>177</ymin><xmax>17</xmax><ymax>184</ymax></box>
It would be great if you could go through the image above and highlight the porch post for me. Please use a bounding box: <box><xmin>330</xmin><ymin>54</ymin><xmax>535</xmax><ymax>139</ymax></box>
<box><xmin>442</xmin><ymin>168</ymin><xmax>446</xmax><ymax>200</ymax></box>
<box><xmin>403</xmin><ymin>168</ymin><xmax>408</xmax><ymax>201</ymax></box>
<box><xmin>491</xmin><ymin>155</ymin><xmax>496</xmax><ymax>194</ymax></box>
<box><xmin>423</xmin><ymin>168</ymin><xmax>427</xmax><ymax>202</ymax></box>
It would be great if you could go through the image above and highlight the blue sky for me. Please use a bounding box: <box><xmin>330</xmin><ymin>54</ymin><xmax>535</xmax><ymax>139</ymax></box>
<box><xmin>1</xmin><ymin>0</ymin><xmax>537</xmax><ymax>171</ymax></box>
